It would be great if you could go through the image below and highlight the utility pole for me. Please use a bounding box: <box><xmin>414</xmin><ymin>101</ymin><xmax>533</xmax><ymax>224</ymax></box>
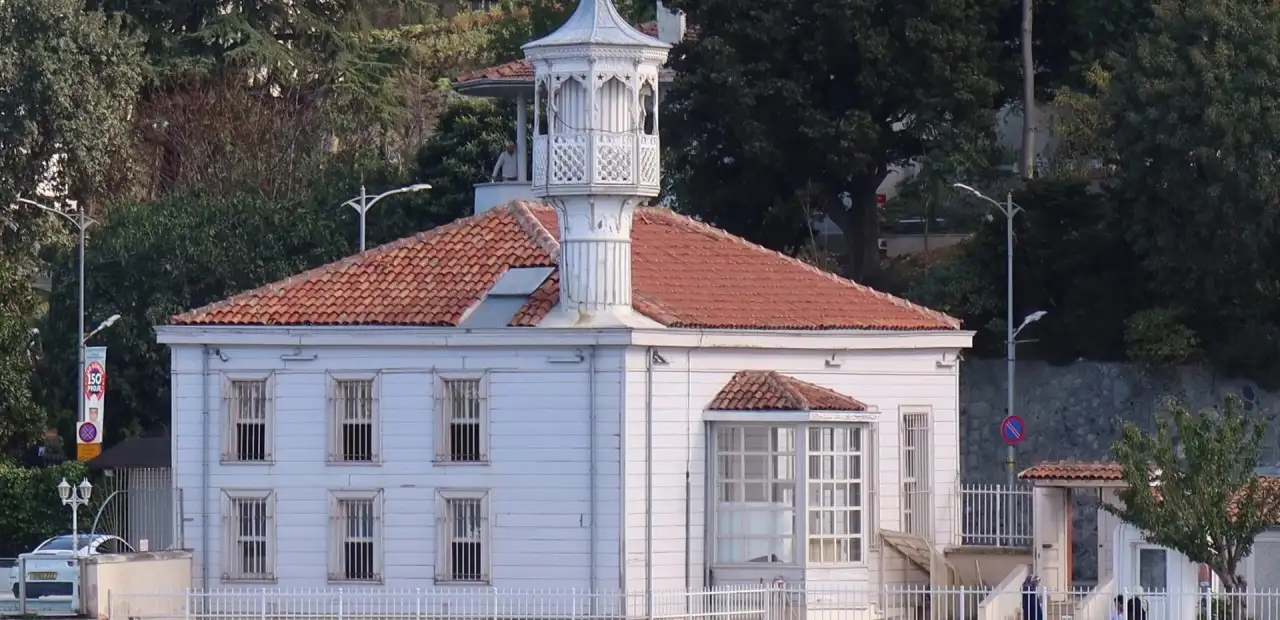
<box><xmin>1020</xmin><ymin>0</ymin><xmax>1036</xmax><ymax>179</ymax></box>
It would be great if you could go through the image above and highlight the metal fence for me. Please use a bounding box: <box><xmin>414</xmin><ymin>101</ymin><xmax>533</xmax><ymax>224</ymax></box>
<box><xmin>957</xmin><ymin>483</ymin><xmax>1033</xmax><ymax>548</ymax></box>
<box><xmin>91</xmin><ymin>468</ymin><xmax>182</xmax><ymax>551</ymax></box>
<box><xmin>110</xmin><ymin>585</ymin><xmax>1280</xmax><ymax>620</ymax></box>
<box><xmin>110</xmin><ymin>584</ymin><xmax>995</xmax><ymax>620</ymax></box>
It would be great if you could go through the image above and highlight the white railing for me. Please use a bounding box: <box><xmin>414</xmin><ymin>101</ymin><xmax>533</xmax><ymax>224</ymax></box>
<box><xmin>110</xmin><ymin>584</ymin><xmax>991</xmax><ymax>620</ymax></box>
<box><xmin>959</xmin><ymin>483</ymin><xmax>1033</xmax><ymax>547</ymax></box>
<box><xmin>108</xmin><ymin>584</ymin><xmax>1280</xmax><ymax>620</ymax></box>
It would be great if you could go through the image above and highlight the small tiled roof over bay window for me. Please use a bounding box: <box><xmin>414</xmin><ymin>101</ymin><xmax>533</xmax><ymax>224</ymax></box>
<box><xmin>708</xmin><ymin>371</ymin><xmax>868</xmax><ymax>412</ymax></box>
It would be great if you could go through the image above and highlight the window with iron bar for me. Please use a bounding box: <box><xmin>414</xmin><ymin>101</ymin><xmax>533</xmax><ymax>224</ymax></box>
<box><xmin>435</xmin><ymin>375</ymin><xmax>488</xmax><ymax>464</ymax></box>
<box><xmin>221</xmin><ymin>490</ymin><xmax>275</xmax><ymax>582</ymax></box>
<box><xmin>328</xmin><ymin>490</ymin><xmax>383</xmax><ymax>582</ymax></box>
<box><xmin>329</xmin><ymin>376</ymin><xmax>379</xmax><ymax>463</ymax></box>
<box><xmin>900</xmin><ymin>408</ymin><xmax>931</xmax><ymax>536</ymax></box>
<box><xmin>436</xmin><ymin>489</ymin><xmax>489</xmax><ymax>583</ymax></box>
<box><xmin>222</xmin><ymin>377</ymin><xmax>273</xmax><ymax>463</ymax></box>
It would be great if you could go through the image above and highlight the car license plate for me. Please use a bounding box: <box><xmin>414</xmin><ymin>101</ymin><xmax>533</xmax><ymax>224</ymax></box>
<box><xmin>29</xmin><ymin>572</ymin><xmax>57</xmax><ymax>580</ymax></box>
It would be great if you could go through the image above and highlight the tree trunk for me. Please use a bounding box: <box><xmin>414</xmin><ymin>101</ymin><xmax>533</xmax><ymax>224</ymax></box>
<box><xmin>1020</xmin><ymin>0</ymin><xmax>1036</xmax><ymax>179</ymax></box>
<box><xmin>830</xmin><ymin>180</ymin><xmax>882</xmax><ymax>282</ymax></box>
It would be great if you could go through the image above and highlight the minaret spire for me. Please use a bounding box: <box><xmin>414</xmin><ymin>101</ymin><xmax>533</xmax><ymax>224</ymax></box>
<box><xmin>523</xmin><ymin>0</ymin><xmax>671</xmax><ymax>327</ymax></box>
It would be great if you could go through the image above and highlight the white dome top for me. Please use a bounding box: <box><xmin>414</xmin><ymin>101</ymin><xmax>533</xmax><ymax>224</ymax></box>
<box><xmin>522</xmin><ymin>0</ymin><xmax>671</xmax><ymax>50</ymax></box>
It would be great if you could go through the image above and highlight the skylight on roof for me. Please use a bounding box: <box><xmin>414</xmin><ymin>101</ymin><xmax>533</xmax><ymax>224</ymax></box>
<box><xmin>459</xmin><ymin>267</ymin><xmax>554</xmax><ymax>328</ymax></box>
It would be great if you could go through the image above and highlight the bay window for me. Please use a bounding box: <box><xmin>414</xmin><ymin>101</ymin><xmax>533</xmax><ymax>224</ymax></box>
<box><xmin>713</xmin><ymin>422</ymin><xmax>869</xmax><ymax>566</ymax></box>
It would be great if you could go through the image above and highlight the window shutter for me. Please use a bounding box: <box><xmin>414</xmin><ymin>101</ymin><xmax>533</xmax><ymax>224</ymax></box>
<box><xmin>479</xmin><ymin>502</ymin><xmax>491</xmax><ymax>582</ymax></box>
<box><xmin>220</xmin><ymin>495</ymin><xmax>231</xmax><ymax>579</ymax></box>
<box><xmin>325</xmin><ymin>376</ymin><xmax>337</xmax><ymax>462</ymax></box>
<box><xmin>434</xmin><ymin>503</ymin><xmax>449</xmax><ymax>581</ymax></box>
<box><xmin>220</xmin><ymin>382</ymin><xmax>232</xmax><ymax>461</ymax></box>
<box><xmin>327</xmin><ymin>495</ymin><xmax>340</xmax><ymax>580</ymax></box>
<box><xmin>477</xmin><ymin>376</ymin><xmax>490</xmax><ymax>462</ymax></box>
<box><xmin>868</xmin><ymin>426</ymin><xmax>879</xmax><ymax>550</ymax></box>
<box><xmin>432</xmin><ymin>378</ymin><xmax>446</xmax><ymax>462</ymax></box>
<box><xmin>373</xmin><ymin>492</ymin><xmax>384</xmax><ymax>580</ymax></box>
<box><xmin>265</xmin><ymin>493</ymin><xmax>277</xmax><ymax>579</ymax></box>
<box><xmin>264</xmin><ymin>374</ymin><xmax>276</xmax><ymax>462</ymax></box>
<box><xmin>370</xmin><ymin>375</ymin><xmax>382</xmax><ymax>462</ymax></box>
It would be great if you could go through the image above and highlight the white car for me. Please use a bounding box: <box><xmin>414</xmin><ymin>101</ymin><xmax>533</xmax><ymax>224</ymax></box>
<box><xmin>8</xmin><ymin>534</ymin><xmax>134</xmax><ymax>599</ymax></box>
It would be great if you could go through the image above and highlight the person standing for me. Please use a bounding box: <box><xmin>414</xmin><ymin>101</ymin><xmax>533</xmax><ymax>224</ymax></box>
<box><xmin>491</xmin><ymin>143</ymin><xmax>518</xmax><ymax>182</ymax></box>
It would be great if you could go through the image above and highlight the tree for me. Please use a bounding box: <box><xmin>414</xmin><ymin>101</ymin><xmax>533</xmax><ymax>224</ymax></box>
<box><xmin>662</xmin><ymin>0</ymin><xmax>1001</xmax><ymax>281</ymax></box>
<box><xmin>38</xmin><ymin>155</ymin><xmax>456</xmax><ymax>439</ymax></box>
<box><xmin>0</xmin><ymin>0</ymin><xmax>145</xmax><ymax>453</ymax></box>
<box><xmin>906</xmin><ymin>180</ymin><xmax>1145</xmax><ymax>361</ymax></box>
<box><xmin>0</xmin><ymin>0</ymin><xmax>144</xmax><ymax>209</ymax></box>
<box><xmin>1105</xmin><ymin>395</ymin><xmax>1280</xmax><ymax>591</ymax></box>
<box><xmin>416</xmin><ymin>96</ymin><xmax>529</xmax><ymax>219</ymax></box>
<box><xmin>1107</xmin><ymin>0</ymin><xmax>1280</xmax><ymax>383</ymax></box>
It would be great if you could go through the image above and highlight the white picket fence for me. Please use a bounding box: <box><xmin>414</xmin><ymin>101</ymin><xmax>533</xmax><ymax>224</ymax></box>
<box><xmin>958</xmin><ymin>484</ymin><xmax>1033</xmax><ymax>548</ymax></box>
<box><xmin>108</xmin><ymin>584</ymin><xmax>1280</xmax><ymax>620</ymax></box>
<box><xmin>109</xmin><ymin>584</ymin><xmax>988</xmax><ymax>620</ymax></box>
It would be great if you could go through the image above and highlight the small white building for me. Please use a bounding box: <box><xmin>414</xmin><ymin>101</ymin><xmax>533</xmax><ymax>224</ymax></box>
<box><xmin>1019</xmin><ymin>461</ymin><xmax>1280</xmax><ymax>620</ymax></box>
<box><xmin>156</xmin><ymin>0</ymin><xmax>977</xmax><ymax>595</ymax></box>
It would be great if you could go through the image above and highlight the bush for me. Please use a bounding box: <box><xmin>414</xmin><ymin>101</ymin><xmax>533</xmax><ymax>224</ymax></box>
<box><xmin>0</xmin><ymin>461</ymin><xmax>97</xmax><ymax>557</ymax></box>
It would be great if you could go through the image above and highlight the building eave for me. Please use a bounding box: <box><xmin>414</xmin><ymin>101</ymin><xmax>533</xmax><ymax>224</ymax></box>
<box><xmin>155</xmin><ymin>324</ymin><xmax>975</xmax><ymax>352</ymax></box>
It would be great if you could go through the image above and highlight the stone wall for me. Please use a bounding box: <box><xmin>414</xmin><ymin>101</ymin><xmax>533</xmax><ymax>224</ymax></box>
<box><xmin>958</xmin><ymin>360</ymin><xmax>1278</xmax><ymax>581</ymax></box>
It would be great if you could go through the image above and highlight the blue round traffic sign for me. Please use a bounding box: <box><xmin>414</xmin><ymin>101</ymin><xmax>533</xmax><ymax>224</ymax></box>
<box><xmin>1001</xmin><ymin>415</ymin><xmax>1025</xmax><ymax>445</ymax></box>
<box><xmin>78</xmin><ymin>422</ymin><xmax>98</xmax><ymax>443</ymax></box>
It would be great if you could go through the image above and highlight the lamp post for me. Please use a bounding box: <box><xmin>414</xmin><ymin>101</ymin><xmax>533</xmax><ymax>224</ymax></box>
<box><xmin>57</xmin><ymin>478</ymin><xmax>93</xmax><ymax>552</ymax></box>
<box><xmin>15</xmin><ymin>198</ymin><xmax>99</xmax><ymax>423</ymax></box>
<box><xmin>951</xmin><ymin>184</ymin><xmax>1048</xmax><ymax>486</ymax></box>
<box><xmin>342</xmin><ymin>183</ymin><xmax>432</xmax><ymax>252</ymax></box>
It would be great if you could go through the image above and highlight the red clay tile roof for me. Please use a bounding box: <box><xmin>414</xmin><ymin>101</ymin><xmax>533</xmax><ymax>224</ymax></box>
<box><xmin>1019</xmin><ymin>461</ymin><xmax>1124</xmax><ymax>482</ymax></box>
<box><xmin>455</xmin><ymin>21</ymin><xmax>695</xmax><ymax>84</ymax></box>
<box><xmin>170</xmin><ymin>201</ymin><xmax>960</xmax><ymax>330</ymax></box>
<box><xmin>708</xmin><ymin>371</ymin><xmax>868</xmax><ymax>411</ymax></box>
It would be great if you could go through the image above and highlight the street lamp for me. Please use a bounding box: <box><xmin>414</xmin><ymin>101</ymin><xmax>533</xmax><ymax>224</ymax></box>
<box><xmin>84</xmin><ymin>314</ymin><xmax>120</xmax><ymax>343</ymax></box>
<box><xmin>57</xmin><ymin>478</ymin><xmax>93</xmax><ymax>553</ymax></box>
<box><xmin>15</xmin><ymin>198</ymin><xmax>98</xmax><ymax>424</ymax></box>
<box><xmin>342</xmin><ymin>183</ymin><xmax>432</xmax><ymax>252</ymax></box>
<box><xmin>951</xmin><ymin>184</ymin><xmax>1047</xmax><ymax>485</ymax></box>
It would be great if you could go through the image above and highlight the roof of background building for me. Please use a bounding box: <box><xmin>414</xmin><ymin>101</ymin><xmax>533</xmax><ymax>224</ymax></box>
<box><xmin>170</xmin><ymin>201</ymin><xmax>960</xmax><ymax>331</ymax></box>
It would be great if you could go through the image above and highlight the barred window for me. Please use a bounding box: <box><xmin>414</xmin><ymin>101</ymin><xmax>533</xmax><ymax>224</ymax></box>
<box><xmin>330</xmin><ymin>378</ymin><xmax>378</xmax><ymax>462</ymax></box>
<box><xmin>329</xmin><ymin>491</ymin><xmax>382</xmax><ymax>582</ymax></box>
<box><xmin>435</xmin><ymin>376</ymin><xmax>488</xmax><ymax>463</ymax></box>
<box><xmin>224</xmin><ymin>378</ymin><xmax>272</xmax><ymax>462</ymax></box>
<box><xmin>222</xmin><ymin>491</ymin><xmax>275</xmax><ymax>581</ymax></box>
<box><xmin>436</xmin><ymin>490</ymin><xmax>489</xmax><ymax>583</ymax></box>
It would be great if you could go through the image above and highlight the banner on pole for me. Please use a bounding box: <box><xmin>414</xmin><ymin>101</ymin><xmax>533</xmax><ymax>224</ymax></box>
<box><xmin>78</xmin><ymin>347</ymin><xmax>106</xmax><ymax>461</ymax></box>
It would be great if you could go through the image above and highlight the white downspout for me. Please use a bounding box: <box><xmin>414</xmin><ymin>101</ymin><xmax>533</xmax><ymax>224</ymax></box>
<box><xmin>645</xmin><ymin>347</ymin><xmax>656</xmax><ymax>617</ymax></box>
<box><xmin>200</xmin><ymin>345</ymin><xmax>211</xmax><ymax>591</ymax></box>
<box><xmin>588</xmin><ymin>346</ymin><xmax>598</xmax><ymax>595</ymax></box>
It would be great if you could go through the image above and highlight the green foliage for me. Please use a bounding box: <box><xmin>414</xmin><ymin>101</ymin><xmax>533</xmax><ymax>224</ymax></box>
<box><xmin>991</xmin><ymin>0</ymin><xmax>1151</xmax><ymax>99</ymax></box>
<box><xmin>883</xmin><ymin>127</ymin><xmax>1010</xmax><ymax>234</ymax></box>
<box><xmin>908</xmin><ymin>180</ymin><xmax>1145</xmax><ymax>361</ymax></box>
<box><xmin>1124</xmin><ymin>308</ymin><xmax>1201</xmax><ymax>368</ymax></box>
<box><xmin>1105</xmin><ymin>395</ymin><xmax>1280</xmax><ymax>591</ymax></box>
<box><xmin>37</xmin><ymin>156</ymin><xmax>457</xmax><ymax>440</ymax></box>
<box><xmin>415</xmin><ymin>96</ymin><xmax>528</xmax><ymax>218</ymax></box>
<box><xmin>0</xmin><ymin>0</ymin><xmax>144</xmax><ymax>209</ymax></box>
<box><xmin>1106</xmin><ymin>0</ymin><xmax>1280</xmax><ymax>385</ymax></box>
<box><xmin>0</xmin><ymin>461</ymin><xmax>95</xmax><ymax>557</ymax></box>
<box><xmin>662</xmin><ymin>0</ymin><xmax>1002</xmax><ymax>281</ymax></box>
<box><xmin>0</xmin><ymin>269</ymin><xmax>45</xmax><ymax>454</ymax></box>
<box><xmin>485</xmin><ymin>0</ymin><xmax>652</xmax><ymax>63</ymax></box>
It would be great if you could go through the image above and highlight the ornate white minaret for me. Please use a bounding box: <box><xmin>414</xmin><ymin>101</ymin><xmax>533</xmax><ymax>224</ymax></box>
<box><xmin>524</xmin><ymin>0</ymin><xmax>670</xmax><ymax>328</ymax></box>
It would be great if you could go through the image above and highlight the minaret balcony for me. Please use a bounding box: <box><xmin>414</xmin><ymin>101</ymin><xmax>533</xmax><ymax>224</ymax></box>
<box><xmin>532</xmin><ymin>132</ymin><xmax>661</xmax><ymax>196</ymax></box>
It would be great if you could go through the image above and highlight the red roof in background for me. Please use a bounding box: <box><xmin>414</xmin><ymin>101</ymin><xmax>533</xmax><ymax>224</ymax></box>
<box><xmin>1019</xmin><ymin>461</ymin><xmax>1124</xmax><ymax>482</ymax></box>
<box><xmin>709</xmin><ymin>371</ymin><xmax>869</xmax><ymax>411</ymax></box>
<box><xmin>455</xmin><ymin>21</ymin><xmax>695</xmax><ymax>84</ymax></box>
<box><xmin>170</xmin><ymin>201</ymin><xmax>959</xmax><ymax>331</ymax></box>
